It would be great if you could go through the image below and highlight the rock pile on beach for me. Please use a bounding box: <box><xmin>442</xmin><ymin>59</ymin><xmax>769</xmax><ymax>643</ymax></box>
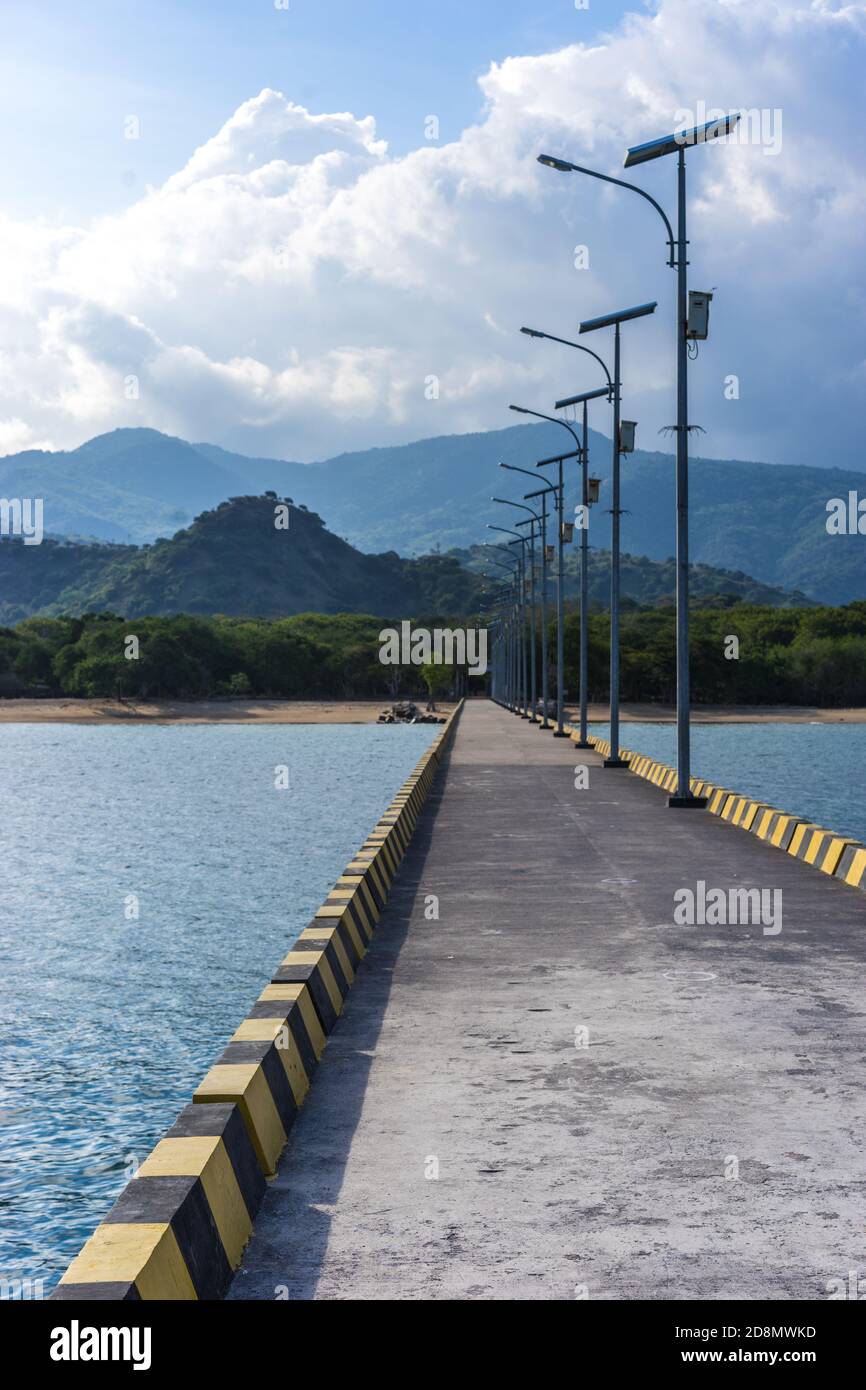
<box><xmin>377</xmin><ymin>701</ymin><xmax>446</xmax><ymax>725</ymax></box>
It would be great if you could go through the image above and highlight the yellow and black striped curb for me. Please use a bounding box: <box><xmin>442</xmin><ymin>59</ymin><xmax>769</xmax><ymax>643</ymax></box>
<box><xmin>53</xmin><ymin>702</ymin><xmax>463</xmax><ymax>1300</ymax></box>
<box><xmin>576</xmin><ymin>730</ymin><xmax>865</xmax><ymax>894</ymax></box>
<box><xmin>53</xmin><ymin>1102</ymin><xmax>264</xmax><ymax>1301</ymax></box>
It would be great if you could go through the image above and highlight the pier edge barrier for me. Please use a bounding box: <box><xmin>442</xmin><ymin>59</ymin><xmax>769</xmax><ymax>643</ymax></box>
<box><xmin>52</xmin><ymin>700</ymin><xmax>464</xmax><ymax>1301</ymax></box>
<box><xmin>573</xmin><ymin>726</ymin><xmax>865</xmax><ymax>895</ymax></box>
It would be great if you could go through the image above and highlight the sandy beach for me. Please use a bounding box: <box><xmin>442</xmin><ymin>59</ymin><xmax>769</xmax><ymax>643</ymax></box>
<box><xmin>0</xmin><ymin>698</ymin><xmax>459</xmax><ymax>725</ymax></box>
<box><xmin>0</xmin><ymin>697</ymin><xmax>862</xmax><ymax>724</ymax></box>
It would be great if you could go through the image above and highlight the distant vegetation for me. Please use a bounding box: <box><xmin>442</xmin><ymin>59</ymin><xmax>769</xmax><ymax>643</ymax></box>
<box><xmin>2</xmin><ymin>601</ymin><xmax>866</xmax><ymax>706</ymax></box>
<box><xmin>0</xmin><ymin>491</ymin><xmax>810</xmax><ymax>625</ymax></box>
<box><xmin>0</xmin><ymin>613</ymin><xmax>427</xmax><ymax>701</ymax></box>
<box><xmin>1</xmin><ymin>424</ymin><xmax>863</xmax><ymax>603</ymax></box>
<box><xmin>567</xmin><ymin>601</ymin><xmax>866</xmax><ymax>706</ymax></box>
<box><xmin>0</xmin><ymin>495</ymin><xmax>486</xmax><ymax>624</ymax></box>
<box><xmin>456</xmin><ymin>545</ymin><xmax>812</xmax><ymax>609</ymax></box>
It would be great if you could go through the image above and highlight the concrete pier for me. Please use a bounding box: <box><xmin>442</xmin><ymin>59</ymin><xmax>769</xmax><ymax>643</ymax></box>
<box><xmin>229</xmin><ymin>700</ymin><xmax>866</xmax><ymax>1301</ymax></box>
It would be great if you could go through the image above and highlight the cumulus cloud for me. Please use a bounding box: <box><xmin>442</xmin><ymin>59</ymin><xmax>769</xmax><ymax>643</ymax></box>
<box><xmin>1</xmin><ymin>0</ymin><xmax>864</xmax><ymax>468</ymax></box>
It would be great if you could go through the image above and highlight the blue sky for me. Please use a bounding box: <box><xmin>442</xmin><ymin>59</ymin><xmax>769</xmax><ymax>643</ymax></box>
<box><xmin>1</xmin><ymin>0</ymin><xmax>634</xmax><ymax>221</ymax></box>
<box><xmin>0</xmin><ymin>0</ymin><xmax>863</xmax><ymax>471</ymax></box>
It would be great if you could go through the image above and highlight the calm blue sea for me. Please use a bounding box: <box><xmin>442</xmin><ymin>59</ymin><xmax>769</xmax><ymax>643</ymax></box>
<box><xmin>0</xmin><ymin>723</ymin><xmax>435</xmax><ymax>1295</ymax></box>
<box><xmin>592</xmin><ymin>721</ymin><xmax>866</xmax><ymax>843</ymax></box>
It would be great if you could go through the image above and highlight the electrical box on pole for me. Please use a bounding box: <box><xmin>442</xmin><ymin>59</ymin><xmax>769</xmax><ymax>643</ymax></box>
<box><xmin>587</xmin><ymin>477</ymin><xmax>601</xmax><ymax>504</ymax></box>
<box><xmin>560</xmin><ymin>521</ymin><xmax>574</xmax><ymax>544</ymax></box>
<box><xmin>686</xmin><ymin>290</ymin><xmax>713</xmax><ymax>339</ymax></box>
<box><xmin>619</xmin><ymin>420</ymin><xmax>636</xmax><ymax>453</ymax></box>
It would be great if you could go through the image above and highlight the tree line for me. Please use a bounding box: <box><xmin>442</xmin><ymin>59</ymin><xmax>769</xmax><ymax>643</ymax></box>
<box><xmin>0</xmin><ymin>601</ymin><xmax>865</xmax><ymax>705</ymax></box>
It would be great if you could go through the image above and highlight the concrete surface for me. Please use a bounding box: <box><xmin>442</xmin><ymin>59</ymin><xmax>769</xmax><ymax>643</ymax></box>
<box><xmin>228</xmin><ymin>700</ymin><xmax>866</xmax><ymax>1301</ymax></box>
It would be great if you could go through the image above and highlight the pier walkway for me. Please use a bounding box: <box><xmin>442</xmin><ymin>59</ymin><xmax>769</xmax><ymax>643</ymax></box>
<box><xmin>229</xmin><ymin>700</ymin><xmax>866</xmax><ymax>1300</ymax></box>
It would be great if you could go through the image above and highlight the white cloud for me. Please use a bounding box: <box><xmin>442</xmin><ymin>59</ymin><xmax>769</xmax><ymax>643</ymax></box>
<box><xmin>0</xmin><ymin>0</ymin><xmax>864</xmax><ymax>469</ymax></box>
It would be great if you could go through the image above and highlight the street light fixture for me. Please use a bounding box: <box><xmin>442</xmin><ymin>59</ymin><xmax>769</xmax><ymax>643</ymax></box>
<box><xmin>578</xmin><ymin>301</ymin><xmax>656</xmax><ymax>769</ymax></box>
<box><xmin>538</xmin><ymin>112</ymin><xmax>741</xmax><ymax>806</ymax></box>
<box><xmin>509</xmin><ymin>403</ymin><xmax>583</xmax><ymax>738</ymax></box>
<box><xmin>493</xmin><ymin>494</ymin><xmax>542</xmax><ymax>723</ymax></box>
<box><xmin>553</xmin><ymin>384</ymin><xmax>610</xmax><ymax>748</ymax></box>
<box><xmin>484</xmin><ymin>546</ymin><xmax>522</xmax><ymax>712</ymax></box>
<box><xmin>501</xmin><ymin>462</ymin><xmax>555</xmax><ymax>728</ymax></box>
<box><xmin>488</xmin><ymin>524</ymin><xmax>529</xmax><ymax>718</ymax></box>
<box><xmin>522</xmin><ymin>325</ymin><xmax>614</xmax><ymax>750</ymax></box>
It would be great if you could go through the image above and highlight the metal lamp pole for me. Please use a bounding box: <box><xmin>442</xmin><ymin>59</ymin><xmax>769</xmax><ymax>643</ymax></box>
<box><xmin>485</xmin><ymin>548</ymin><xmax>522</xmax><ymax>711</ymax></box>
<box><xmin>492</xmin><ymin>495</ymin><xmax>542</xmax><ymax>723</ymax></box>
<box><xmin>521</xmin><ymin>329</ymin><xmax>614</xmax><ymax>747</ymax></box>
<box><xmin>555</xmin><ymin>390</ymin><xmax>610</xmax><ymax>749</ymax></box>
<box><xmin>538</xmin><ymin>113</ymin><xmax>740</xmax><ymax>804</ymax></box>
<box><xmin>500</xmin><ymin>461</ymin><xmax>551</xmax><ymax>725</ymax></box>
<box><xmin>488</xmin><ymin>526</ymin><xmax>529</xmax><ymax>718</ymax></box>
<box><xmin>570</xmin><ymin>302</ymin><xmax>657</xmax><ymax>767</ymax></box>
<box><xmin>508</xmin><ymin>405</ymin><xmax>582</xmax><ymax>737</ymax></box>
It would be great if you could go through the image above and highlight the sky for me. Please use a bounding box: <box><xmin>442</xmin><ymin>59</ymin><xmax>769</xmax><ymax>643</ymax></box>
<box><xmin>0</xmin><ymin>0</ymin><xmax>864</xmax><ymax>468</ymax></box>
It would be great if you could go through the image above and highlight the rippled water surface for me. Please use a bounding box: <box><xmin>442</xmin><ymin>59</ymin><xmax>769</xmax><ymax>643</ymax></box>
<box><xmin>592</xmin><ymin>721</ymin><xmax>866</xmax><ymax>842</ymax></box>
<box><xmin>0</xmin><ymin>723</ymin><xmax>435</xmax><ymax>1293</ymax></box>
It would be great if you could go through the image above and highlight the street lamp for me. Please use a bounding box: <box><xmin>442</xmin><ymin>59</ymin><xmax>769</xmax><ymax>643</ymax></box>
<box><xmin>509</xmin><ymin>404</ymin><xmax>582</xmax><ymax>738</ymax></box>
<box><xmin>488</xmin><ymin>525</ymin><xmax>529</xmax><ymax>718</ymax></box>
<box><xmin>522</xmin><ymin>479</ymin><xmax>559</xmax><ymax>730</ymax></box>
<box><xmin>501</xmin><ymin>462</ymin><xmax>555</xmax><ymax>729</ymax></box>
<box><xmin>571</xmin><ymin>301</ymin><xmax>656</xmax><ymax>768</ymax></box>
<box><xmin>521</xmin><ymin>327</ymin><xmax>614</xmax><ymax>749</ymax></box>
<box><xmin>483</xmin><ymin>595</ymin><xmax>511</xmax><ymax>709</ymax></box>
<box><xmin>554</xmin><ymin>385</ymin><xmax>609</xmax><ymax>748</ymax></box>
<box><xmin>484</xmin><ymin>545</ymin><xmax>522</xmax><ymax>712</ymax></box>
<box><xmin>492</xmin><ymin>495</ymin><xmax>541</xmax><ymax>723</ymax></box>
<box><xmin>482</xmin><ymin>575</ymin><xmax>513</xmax><ymax>710</ymax></box>
<box><xmin>539</xmin><ymin>112</ymin><xmax>741</xmax><ymax>805</ymax></box>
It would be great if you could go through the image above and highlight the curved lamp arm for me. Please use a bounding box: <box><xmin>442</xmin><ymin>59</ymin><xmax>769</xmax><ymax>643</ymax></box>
<box><xmin>520</xmin><ymin>327</ymin><xmax>613</xmax><ymax>394</ymax></box>
<box><xmin>537</xmin><ymin>154</ymin><xmax>675</xmax><ymax>265</ymax></box>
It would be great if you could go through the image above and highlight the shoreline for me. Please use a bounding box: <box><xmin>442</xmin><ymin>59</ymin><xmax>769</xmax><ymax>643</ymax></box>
<box><xmin>0</xmin><ymin>697</ymin><xmax>863</xmax><ymax>725</ymax></box>
<box><xmin>0</xmin><ymin>698</ymin><xmax>458</xmax><ymax>725</ymax></box>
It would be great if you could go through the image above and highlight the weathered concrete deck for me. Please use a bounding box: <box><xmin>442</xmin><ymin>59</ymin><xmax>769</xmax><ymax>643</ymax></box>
<box><xmin>229</xmin><ymin>700</ymin><xmax>866</xmax><ymax>1301</ymax></box>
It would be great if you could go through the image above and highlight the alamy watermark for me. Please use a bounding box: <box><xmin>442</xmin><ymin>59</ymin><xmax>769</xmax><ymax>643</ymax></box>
<box><xmin>0</xmin><ymin>497</ymin><xmax>43</xmax><ymax>545</ymax></box>
<box><xmin>673</xmin><ymin>102</ymin><xmax>782</xmax><ymax>157</ymax></box>
<box><xmin>378</xmin><ymin>621</ymin><xmax>488</xmax><ymax>676</ymax></box>
<box><xmin>826</xmin><ymin>491</ymin><xmax>866</xmax><ymax>536</ymax></box>
<box><xmin>674</xmin><ymin>880</ymin><xmax>782</xmax><ymax>936</ymax></box>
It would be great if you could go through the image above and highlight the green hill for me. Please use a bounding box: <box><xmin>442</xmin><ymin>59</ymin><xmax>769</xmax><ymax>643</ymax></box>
<box><xmin>0</xmin><ymin>495</ymin><xmax>487</xmax><ymax>624</ymax></box>
<box><xmin>0</xmin><ymin>492</ymin><xmax>809</xmax><ymax>624</ymax></box>
<box><xmin>0</xmin><ymin>424</ymin><xmax>862</xmax><ymax>603</ymax></box>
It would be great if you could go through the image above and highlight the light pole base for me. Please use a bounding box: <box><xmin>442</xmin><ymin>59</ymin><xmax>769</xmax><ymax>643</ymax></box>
<box><xmin>552</xmin><ymin>730</ymin><xmax>568</xmax><ymax>738</ymax></box>
<box><xmin>603</xmin><ymin>758</ymin><xmax>629</xmax><ymax>768</ymax></box>
<box><xmin>668</xmin><ymin>795</ymin><xmax>709</xmax><ymax>809</ymax></box>
<box><xmin>573</xmin><ymin>740</ymin><xmax>592</xmax><ymax>749</ymax></box>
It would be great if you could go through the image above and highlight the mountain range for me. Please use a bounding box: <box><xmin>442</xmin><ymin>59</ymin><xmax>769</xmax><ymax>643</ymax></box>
<box><xmin>0</xmin><ymin>494</ymin><xmax>811</xmax><ymax>626</ymax></box>
<box><xmin>0</xmin><ymin>424</ymin><xmax>862</xmax><ymax>604</ymax></box>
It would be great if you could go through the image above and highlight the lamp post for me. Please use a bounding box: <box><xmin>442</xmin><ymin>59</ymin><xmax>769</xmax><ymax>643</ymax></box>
<box><xmin>509</xmin><ymin>404</ymin><xmax>582</xmax><ymax>738</ymax></box>
<box><xmin>492</xmin><ymin>495</ymin><xmax>541</xmax><ymax>722</ymax></box>
<box><xmin>520</xmin><ymin>328</ymin><xmax>613</xmax><ymax>748</ymax></box>
<box><xmin>488</xmin><ymin>526</ymin><xmax>529</xmax><ymax>718</ymax></box>
<box><xmin>538</xmin><ymin>113</ymin><xmax>740</xmax><ymax>805</ymax></box>
<box><xmin>568</xmin><ymin>301</ymin><xmax>656</xmax><ymax>768</ymax></box>
<box><xmin>522</xmin><ymin>480</ymin><xmax>558</xmax><ymax>731</ymax></box>
<box><xmin>481</xmin><ymin>594</ymin><xmax>511</xmax><ymax>707</ymax></box>
<box><xmin>500</xmin><ymin>462</ymin><xmax>551</xmax><ymax>727</ymax></box>
<box><xmin>484</xmin><ymin>547</ymin><xmax>522</xmax><ymax>712</ymax></box>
